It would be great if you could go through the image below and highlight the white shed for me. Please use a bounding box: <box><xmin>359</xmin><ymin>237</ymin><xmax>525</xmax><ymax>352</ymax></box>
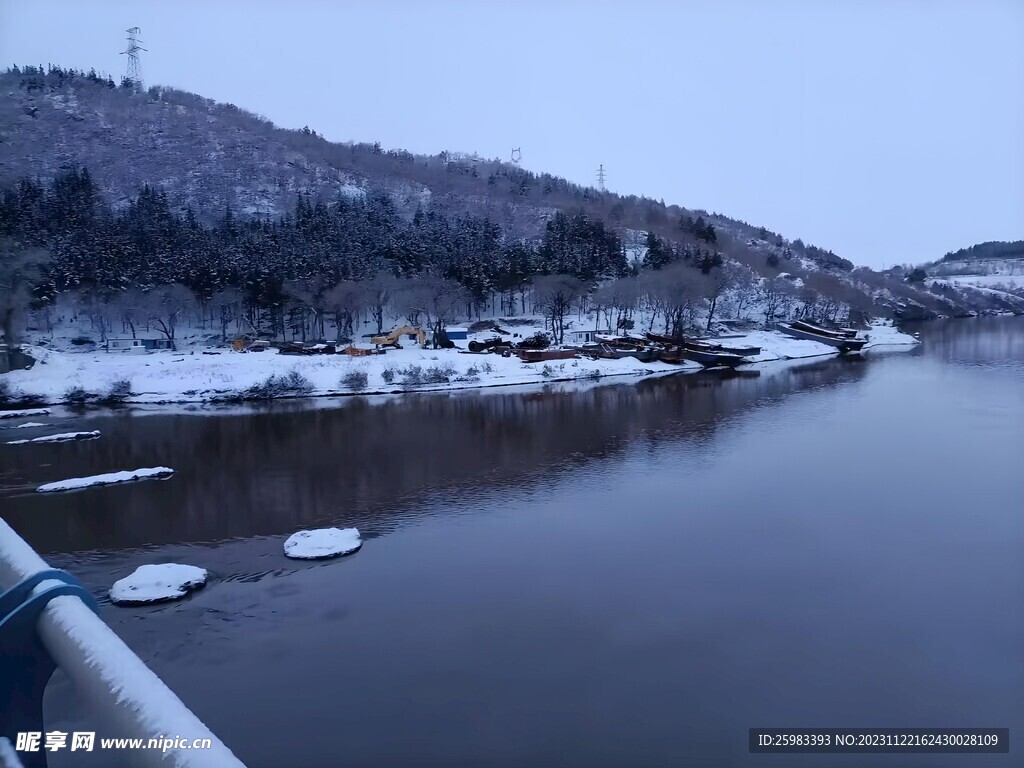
<box><xmin>566</xmin><ymin>329</ymin><xmax>612</xmax><ymax>344</ymax></box>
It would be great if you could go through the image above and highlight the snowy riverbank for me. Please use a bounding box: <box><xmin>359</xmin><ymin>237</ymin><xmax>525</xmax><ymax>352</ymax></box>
<box><xmin>1</xmin><ymin>322</ymin><xmax>918</xmax><ymax>406</ymax></box>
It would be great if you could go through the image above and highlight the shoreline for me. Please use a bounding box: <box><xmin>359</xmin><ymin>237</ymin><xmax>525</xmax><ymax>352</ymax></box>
<box><xmin>1</xmin><ymin>322</ymin><xmax>919</xmax><ymax>408</ymax></box>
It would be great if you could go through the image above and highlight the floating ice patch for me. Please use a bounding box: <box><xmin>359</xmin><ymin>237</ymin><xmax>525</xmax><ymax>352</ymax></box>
<box><xmin>284</xmin><ymin>527</ymin><xmax>362</xmax><ymax>560</ymax></box>
<box><xmin>0</xmin><ymin>408</ymin><xmax>50</xmax><ymax>419</ymax></box>
<box><xmin>37</xmin><ymin>466</ymin><xmax>174</xmax><ymax>493</ymax></box>
<box><xmin>11</xmin><ymin>421</ymin><xmax>48</xmax><ymax>429</ymax></box>
<box><xmin>110</xmin><ymin>563</ymin><xmax>208</xmax><ymax>605</ymax></box>
<box><xmin>7</xmin><ymin>430</ymin><xmax>100</xmax><ymax>445</ymax></box>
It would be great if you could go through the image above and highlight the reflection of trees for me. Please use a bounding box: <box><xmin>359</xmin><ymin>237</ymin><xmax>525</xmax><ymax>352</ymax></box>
<box><xmin>4</xmin><ymin>359</ymin><xmax>869</xmax><ymax>553</ymax></box>
<box><xmin>904</xmin><ymin>316</ymin><xmax>1024</xmax><ymax>368</ymax></box>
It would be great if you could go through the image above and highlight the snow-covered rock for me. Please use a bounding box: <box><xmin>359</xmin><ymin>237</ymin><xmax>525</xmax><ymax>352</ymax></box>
<box><xmin>0</xmin><ymin>407</ymin><xmax>50</xmax><ymax>419</ymax></box>
<box><xmin>110</xmin><ymin>563</ymin><xmax>208</xmax><ymax>605</ymax></box>
<box><xmin>284</xmin><ymin>527</ymin><xmax>362</xmax><ymax>560</ymax></box>
<box><xmin>36</xmin><ymin>466</ymin><xmax>174</xmax><ymax>493</ymax></box>
<box><xmin>7</xmin><ymin>430</ymin><xmax>100</xmax><ymax>445</ymax></box>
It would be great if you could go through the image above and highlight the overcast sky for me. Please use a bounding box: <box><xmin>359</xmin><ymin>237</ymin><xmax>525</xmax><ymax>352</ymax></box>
<box><xmin>2</xmin><ymin>0</ymin><xmax>1021</xmax><ymax>268</ymax></box>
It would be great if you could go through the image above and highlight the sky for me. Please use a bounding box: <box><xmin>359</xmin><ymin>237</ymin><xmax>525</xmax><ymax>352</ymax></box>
<box><xmin>1</xmin><ymin>0</ymin><xmax>1022</xmax><ymax>269</ymax></box>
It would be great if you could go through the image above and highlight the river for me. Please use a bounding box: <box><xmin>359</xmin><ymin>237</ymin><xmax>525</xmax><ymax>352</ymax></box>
<box><xmin>2</xmin><ymin>317</ymin><xmax>1022</xmax><ymax>767</ymax></box>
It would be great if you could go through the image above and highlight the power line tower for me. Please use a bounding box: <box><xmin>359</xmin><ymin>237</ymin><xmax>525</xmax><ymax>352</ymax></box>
<box><xmin>596</xmin><ymin>164</ymin><xmax>606</xmax><ymax>192</ymax></box>
<box><xmin>121</xmin><ymin>27</ymin><xmax>146</xmax><ymax>88</ymax></box>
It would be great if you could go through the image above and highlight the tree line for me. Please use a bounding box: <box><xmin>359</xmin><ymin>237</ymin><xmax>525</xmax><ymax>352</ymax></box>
<box><xmin>3</xmin><ymin>162</ymin><xmax>904</xmax><ymax>351</ymax></box>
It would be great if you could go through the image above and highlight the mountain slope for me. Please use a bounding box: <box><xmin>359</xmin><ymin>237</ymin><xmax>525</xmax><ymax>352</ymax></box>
<box><xmin>2</xmin><ymin>64</ymin><xmax>1021</xmax><ymax>322</ymax></box>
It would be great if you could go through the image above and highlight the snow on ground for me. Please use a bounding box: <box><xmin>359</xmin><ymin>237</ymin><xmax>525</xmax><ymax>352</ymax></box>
<box><xmin>7</xmin><ymin>430</ymin><xmax>100</xmax><ymax>445</ymax></box>
<box><xmin>2</xmin><ymin>324</ymin><xmax>920</xmax><ymax>406</ymax></box>
<box><xmin>10</xmin><ymin>421</ymin><xmax>47</xmax><ymax>428</ymax></box>
<box><xmin>0</xmin><ymin>407</ymin><xmax>51</xmax><ymax>419</ymax></box>
<box><xmin>36</xmin><ymin>466</ymin><xmax>174</xmax><ymax>493</ymax></box>
<box><xmin>863</xmin><ymin>320</ymin><xmax>920</xmax><ymax>347</ymax></box>
<box><xmin>943</xmin><ymin>274</ymin><xmax>1024</xmax><ymax>290</ymax></box>
<box><xmin>109</xmin><ymin>563</ymin><xmax>208</xmax><ymax>605</ymax></box>
<box><xmin>284</xmin><ymin>527</ymin><xmax>363</xmax><ymax>560</ymax></box>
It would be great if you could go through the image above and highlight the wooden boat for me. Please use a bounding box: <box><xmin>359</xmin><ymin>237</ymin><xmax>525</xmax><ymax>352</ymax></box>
<box><xmin>790</xmin><ymin>320</ymin><xmax>857</xmax><ymax>339</ymax></box>
<box><xmin>777</xmin><ymin>323</ymin><xmax>867</xmax><ymax>352</ymax></box>
<box><xmin>679</xmin><ymin>346</ymin><xmax>746</xmax><ymax>368</ymax></box>
<box><xmin>645</xmin><ymin>332</ymin><xmax>759</xmax><ymax>357</ymax></box>
<box><xmin>683</xmin><ymin>339</ymin><xmax>761</xmax><ymax>357</ymax></box>
<box><xmin>657</xmin><ymin>347</ymin><xmax>688</xmax><ymax>364</ymax></box>
<box><xmin>516</xmin><ymin>348</ymin><xmax>579</xmax><ymax>363</ymax></box>
<box><xmin>596</xmin><ymin>344</ymin><xmax>655</xmax><ymax>362</ymax></box>
<box><xmin>645</xmin><ymin>332</ymin><xmax>678</xmax><ymax>346</ymax></box>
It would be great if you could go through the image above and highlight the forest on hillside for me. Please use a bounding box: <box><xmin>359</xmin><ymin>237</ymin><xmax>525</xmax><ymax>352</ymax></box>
<box><xmin>0</xmin><ymin>167</ymin><xmax>854</xmax><ymax>346</ymax></box>
<box><xmin>3</xmin><ymin>65</ymin><xmax>1013</xmax><ymax>347</ymax></box>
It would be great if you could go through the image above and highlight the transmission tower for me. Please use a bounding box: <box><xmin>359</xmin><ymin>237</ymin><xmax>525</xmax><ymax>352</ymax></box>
<box><xmin>511</xmin><ymin>147</ymin><xmax>522</xmax><ymax>164</ymax></box>
<box><xmin>121</xmin><ymin>27</ymin><xmax>146</xmax><ymax>88</ymax></box>
<box><xmin>596</xmin><ymin>164</ymin><xmax>606</xmax><ymax>192</ymax></box>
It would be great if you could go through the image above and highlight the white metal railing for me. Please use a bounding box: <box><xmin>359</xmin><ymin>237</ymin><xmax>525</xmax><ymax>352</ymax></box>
<box><xmin>0</xmin><ymin>519</ymin><xmax>245</xmax><ymax>767</ymax></box>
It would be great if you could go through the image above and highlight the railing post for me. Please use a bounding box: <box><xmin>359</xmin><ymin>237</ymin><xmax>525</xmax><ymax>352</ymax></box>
<box><xmin>0</xmin><ymin>520</ymin><xmax>246</xmax><ymax>767</ymax></box>
<box><xmin>1</xmin><ymin>569</ymin><xmax>99</xmax><ymax>768</ymax></box>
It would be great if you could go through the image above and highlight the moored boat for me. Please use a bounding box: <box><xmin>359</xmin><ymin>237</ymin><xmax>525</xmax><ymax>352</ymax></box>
<box><xmin>596</xmin><ymin>344</ymin><xmax>655</xmax><ymax>362</ymax></box>
<box><xmin>644</xmin><ymin>332</ymin><xmax>760</xmax><ymax>357</ymax></box>
<box><xmin>516</xmin><ymin>348</ymin><xmax>579</xmax><ymax>363</ymax></box>
<box><xmin>683</xmin><ymin>339</ymin><xmax>762</xmax><ymax>357</ymax></box>
<box><xmin>657</xmin><ymin>346</ymin><xmax>688</xmax><ymax>364</ymax></box>
<box><xmin>679</xmin><ymin>346</ymin><xmax>746</xmax><ymax>368</ymax></box>
<box><xmin>777</xmin><ymin>322</ymin><xmax>867</xmax><ymax>352</ymax></box>
<box><xmin>790</xmin><ymin>320</ymin><xmax>858</xmax><ymax>339</ymax></box>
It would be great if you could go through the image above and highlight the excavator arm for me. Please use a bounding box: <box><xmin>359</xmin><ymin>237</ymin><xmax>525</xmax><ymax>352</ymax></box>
<box><xmin>371</xmin><ymin>326</ymin><xmax>427</xmax><ymax>348</ymax></box>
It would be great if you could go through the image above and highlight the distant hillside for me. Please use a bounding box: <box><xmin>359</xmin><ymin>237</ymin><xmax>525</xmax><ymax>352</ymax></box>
<box><xmin>2</xmin><ymin>63</ymin><xmax>1022</xmax><ymax>330</ymax></box>
<box><xmin>925</xmin><ymin>240</ymin><xmax>1024</xmax><ymax>295</ymax></box>
<box><xmin>940</xmin><ymin>241</ymin><xmax>1024</xmax><ymax>263</ymax></box>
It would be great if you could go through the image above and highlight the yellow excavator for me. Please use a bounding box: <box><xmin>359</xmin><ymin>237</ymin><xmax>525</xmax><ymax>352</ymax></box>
<box><xmin>371</xmin><ymin>326</ymin><xmax>428</xmax><ymax>349</ymax></box>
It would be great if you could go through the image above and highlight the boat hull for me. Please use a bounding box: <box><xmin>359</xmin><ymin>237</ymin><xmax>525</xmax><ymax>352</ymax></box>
<box><xmin>516</xmin><ymin>349</ymin><xmax>579</xmax><ymax>363</ymax></box>
<box><xmin>680</xmin><ymin>347</ymin><xmax>746</xmax><ymax>368</ymax></box>
<box><xmin>777</xmin><ymin>323</ymin><xmax>867</xmax><ymax>352</ymax></box>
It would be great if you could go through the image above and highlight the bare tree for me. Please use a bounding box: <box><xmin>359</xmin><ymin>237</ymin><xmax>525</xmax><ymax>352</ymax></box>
<box><xmin>652</xmin><ymin>263</ymin><xmax>706</xmax><ymax>336</ymax></box>
<box><xmin>593</xmin><ymin>276</ymin><xmax>639</xmax><ymax>332</ymax></box>
<box><xmin>398</xmin><ymin>274</ymin><xmax>467</xmax><ymax>346</ymax></box>
<box><xmin>142</xmin><ymin>284</ymin><xmax>194</xmax><ymax>348</ymax></box>
<box><xmin>533</xmin><ymin>274</ymin><xmax>585</xmax><ymax>344</ymax></box>
<box><xmin>723</xmin><ymin>264</ymin><xmax>758</xmax><ymax>320</ymax></box>
<box><xmin>324</xmin><ymin>280</ymin><xmax>367</xmax><ymax>342</ymax></box>
<box><xmin>759</xmin><ymin>276</ymin><xmax>796</xmax><ymax>325</ymax></box>
<box><xmin>0</xmin><ymin>239</ymin><xmax>48</xmax><ymax>345</ymax></box>
<box><xmin>365</xmin><ymin>271</ymin><xmax>399</xmax><ymax>335</ymax></box>
<box><xmin>702</xmin><ymin>263</ymin><xmax>739</xmax><ymax>331</ymax></box>
<box><xmin>209</xmin><ymin>287</ymin><xmax>244</xmax><ymax>342</ymax></box>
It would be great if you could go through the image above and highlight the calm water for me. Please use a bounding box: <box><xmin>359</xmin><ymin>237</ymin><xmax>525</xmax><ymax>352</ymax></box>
<box><xmin>2</xmin><ymin>317</ymin><xmax>1022</xmax><ymax>767</ymax></box>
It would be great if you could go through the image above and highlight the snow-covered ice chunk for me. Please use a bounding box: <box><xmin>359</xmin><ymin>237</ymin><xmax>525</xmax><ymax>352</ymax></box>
<box><xmin>37</xmin><ymin>466</ymin><xmax>174</xmax><ymax>493</ymax></box>
<box><xmin>110</xmin><ymin>563</ymin><xmax>208</xmax><ymax>605</ymax></box>
<box><xmin>7</xmin><ymin>430</ymin><xmax>100</xmax><ymax>445</ymax></box>
<box><xmin>0</xmin><ymin>408</ymin><xmax>50</xmax><ymax>419</ymax></box>
<box><xmin>11</xmin><ymin>421</ymin><xmax>48</xmax><ymax>429</ymax></box>
<box><xmin>284</xmin><ymin>527</ymin><xmax>362</xmax><ymax>560</ymax></box>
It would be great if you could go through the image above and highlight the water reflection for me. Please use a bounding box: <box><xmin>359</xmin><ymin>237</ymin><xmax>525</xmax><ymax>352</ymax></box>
<box><xmin>2</xmin><ymin>358</ymin><xmax>869</xmax><ymax>553</ymax></box>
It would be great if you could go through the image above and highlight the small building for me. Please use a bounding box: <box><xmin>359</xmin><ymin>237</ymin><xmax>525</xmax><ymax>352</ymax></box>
<box><xmin>107</xmin><ymin>338</ymin><xmax>146</xmax><ymax>352</ymax></box>
<box><xmin>445</xmin><ymin>327</ymin><xmax>469</xmax><ymax>341</ymax></box>
<box><xmin>566</xmin><ymin>329</ymin><xmax>612</xmax><ymax>344</ymax></box>
<box><xmin>107</xmin><ymin>337</ymin><xmax>174</xmax><ymax>352</ymax></box>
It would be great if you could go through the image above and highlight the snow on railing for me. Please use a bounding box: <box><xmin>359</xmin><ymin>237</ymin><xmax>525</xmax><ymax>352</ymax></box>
<box><xmin>0</xmin><ymin>519</ymin><xmax>245</xmax><ymax>767</ymax></box>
